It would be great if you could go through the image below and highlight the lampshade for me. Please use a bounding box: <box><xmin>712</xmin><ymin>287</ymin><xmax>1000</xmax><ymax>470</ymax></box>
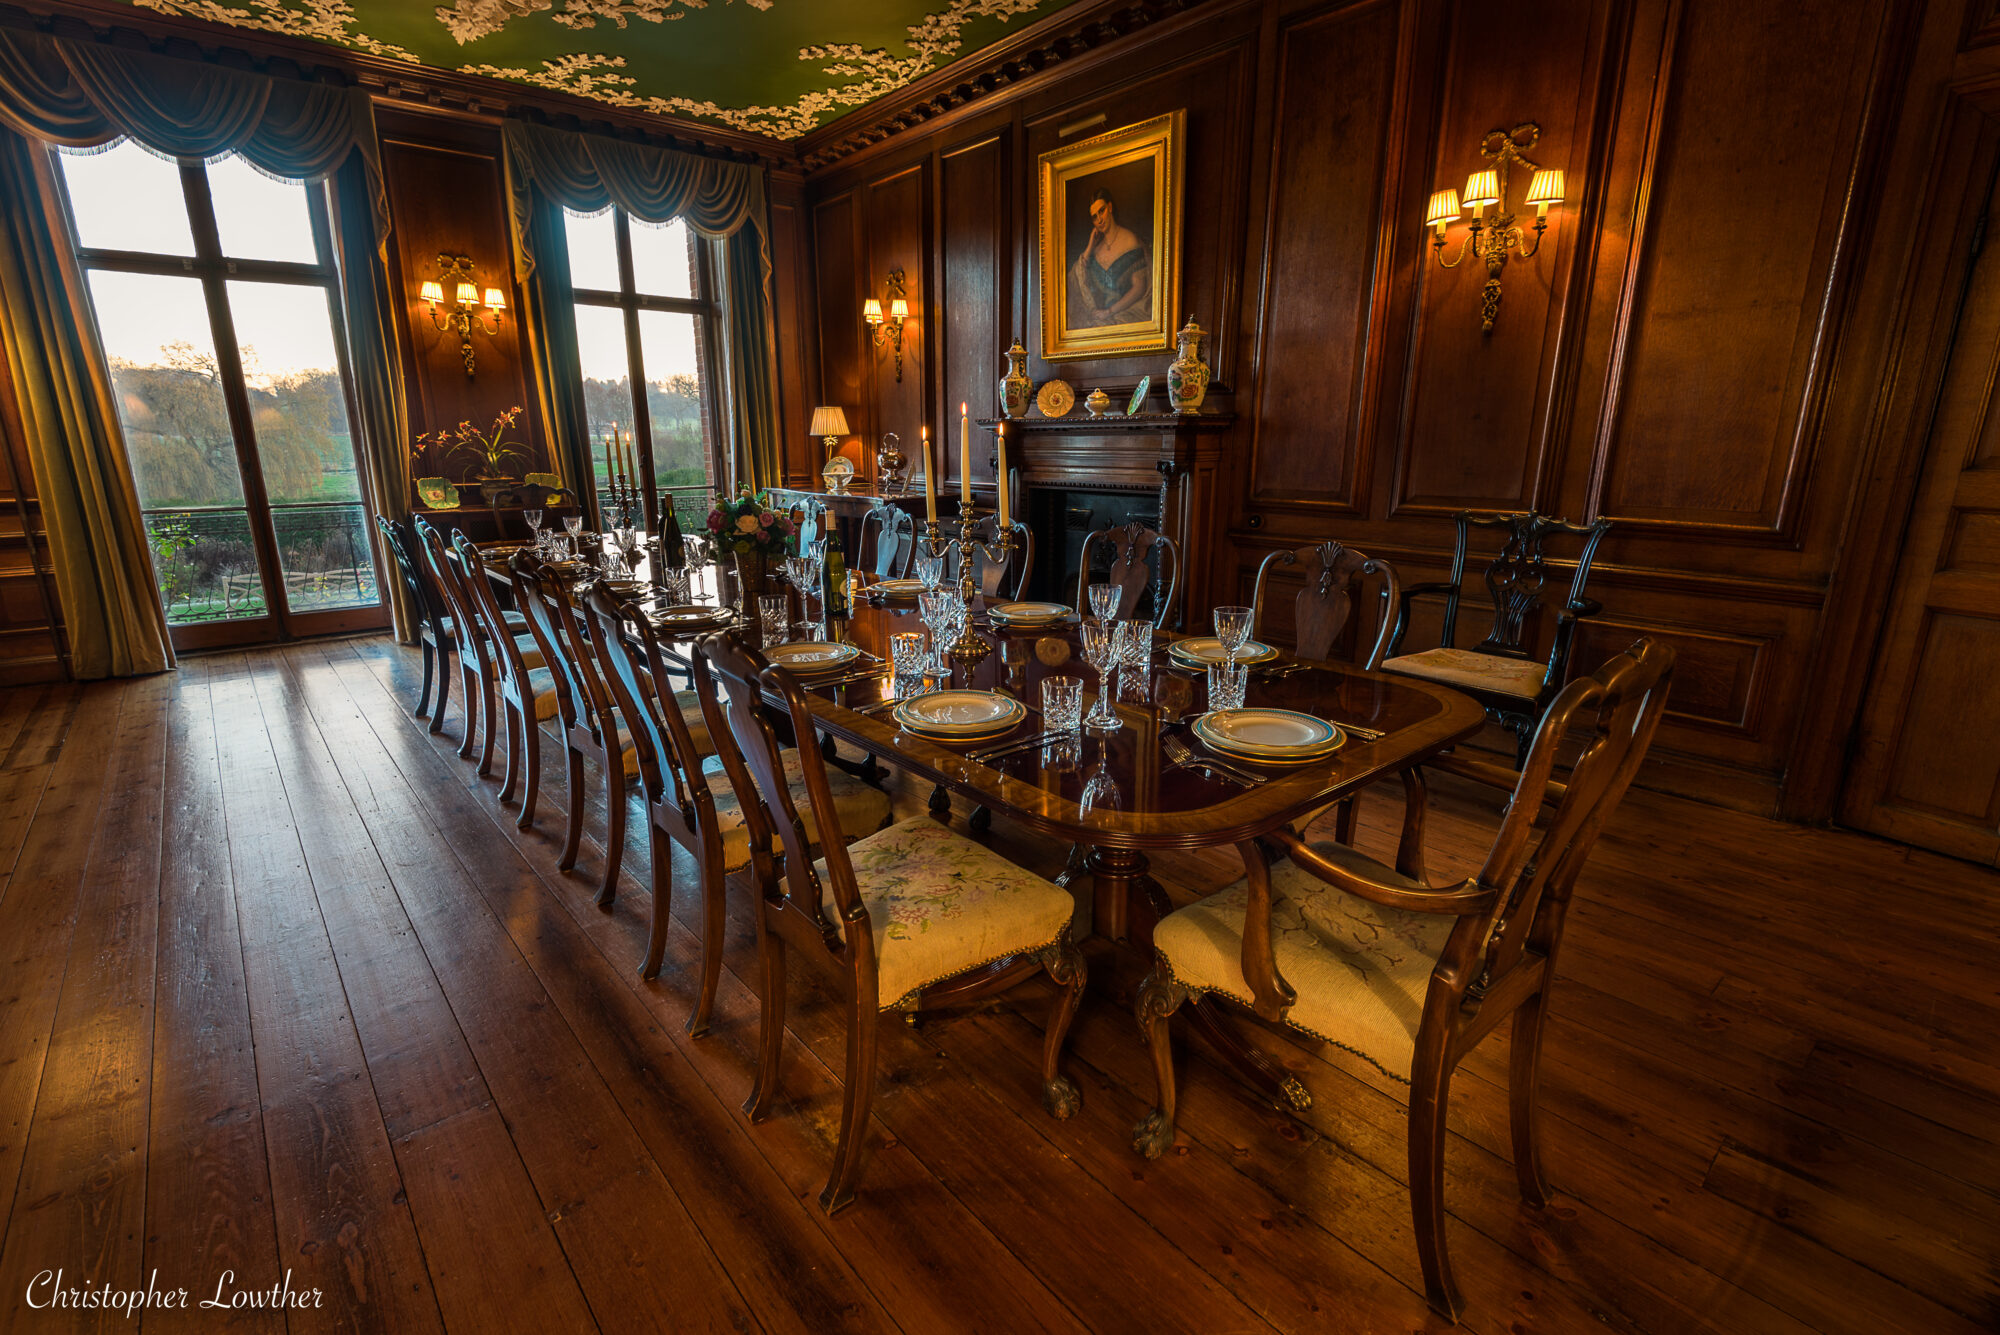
<box><xmin>888</xmin><ymin>297</ymin><xmax>909</xmax><ymax>320</ymax></box>
<box><xmin>1425</xmin><ymin>188</ymin><xmax>1462</xmax><ymax>229</ymax></box>
<box><xmin>1524</xmin><ymin>169</ymin><xmax>1566</xmax><ymax>212</ymax></box>
<box><xmin>1462</xmin><ymin>170</ymin><xmax>1500</xmax><ymax>210</ymax></box>
<box><xmin>862</xmin><ymin>297</ymin><xmax>884</xmax><ymax>323</ymax></box>
<box><xmin>808</xmin><ymin>405</ymin><xmax>850</xmax><ymax>438</ymax></box>
<box><xmin>454</xmin><ymin>281</ymin><xmax>478</xmax><ymax>306</ymax></box>
<box><xmin>482</xmin><ymin>287</ymin><xmax>507</xmax><ymax>311</ymax></box>
<box><xmin>419</xmin><ymin>280</ymin><xmax>444</xmax><ymax>304</ymax></box>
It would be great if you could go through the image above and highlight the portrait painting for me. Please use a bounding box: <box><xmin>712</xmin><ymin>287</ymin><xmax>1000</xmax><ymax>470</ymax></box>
<box><xmin>1038</xmin><ymin>111</ymin><xmax>1183</xmax><ymax>361</ymax></box>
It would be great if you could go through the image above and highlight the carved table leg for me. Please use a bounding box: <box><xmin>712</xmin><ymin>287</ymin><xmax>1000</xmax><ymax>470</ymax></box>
<box><xmin>1074</xmin><ymin>844</ymin><xmax>1169</xmax><ymax>945</ymax></box>
<box><xmin>1183</xmin><ymin>996</ymin><xmax>1313</xmax><ymax>1112</ymax></box>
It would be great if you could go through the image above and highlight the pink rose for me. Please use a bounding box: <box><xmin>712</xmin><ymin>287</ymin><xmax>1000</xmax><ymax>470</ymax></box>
<box><xmin>759</xmin><ymin>512</ymin><xmax>775</xmax><ymax>527</ymax></box>
<box><xmin>754</xmin><ymin>527</ymin><xmax>771</xmax><ymax>544</ymax></box>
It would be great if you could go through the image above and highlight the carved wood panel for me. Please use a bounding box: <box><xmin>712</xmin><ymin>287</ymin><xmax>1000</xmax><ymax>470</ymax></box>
<box><xmin>862</xmin><ymin>163</ymin><xmax>927</xmax><ymax>491</ymax></box>
<box><xmin>940</xmin><ymin>133</ymin><xmax>1007</xmax><ymax>498</ymax></box>
<box><xmin>811</xmin><ymin>189</ymin><xmax>863</xmax><ymax>484</ymax></box>
<box><xmin>769</xmin><ymin>178</ymin><xmax>819</xmax><ymax>487</ymax></box>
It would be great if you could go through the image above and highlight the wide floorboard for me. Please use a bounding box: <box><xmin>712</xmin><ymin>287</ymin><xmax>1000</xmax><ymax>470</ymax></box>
<box><xmin>0</xmin><ymin>638</ymin><xmax>1994</xmax><ymax>1333</ymax></box>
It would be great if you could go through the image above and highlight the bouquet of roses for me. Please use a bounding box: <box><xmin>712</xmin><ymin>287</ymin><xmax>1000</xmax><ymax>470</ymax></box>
<box><xmin>705</xmin><ymin>487</ymin><xmax>798</xmax><ymax>556</ymax></box>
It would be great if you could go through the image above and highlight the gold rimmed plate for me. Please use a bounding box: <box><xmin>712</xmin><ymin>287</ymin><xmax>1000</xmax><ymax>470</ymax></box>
<box><xmin>893</xmin><ymin>690</ymin><xmax>1027</xmax><ymax>739</ymax></box>
<box><xmin>1169</xmin><ymin>636</ymin><xmax>1281</xmax><ymax>666</ymax></box>
<box><xmin>766</xmin><ymin>641</ymin><xmax>863</xmax><ymax>675</ymax></box>
<box><xmin>1192</xmin><ymin>708</ymin><xmax>1344</xmax><ymax>764</ymax></box>
<box><xmin>989</xmin><ymin>601</ymin><xmax>1073</xmax><ymax>625</ymax></box>
<box><xmin>873</xmin><ymin>577</ymin><xmax>926</xmax><ymax>598</ymax></box>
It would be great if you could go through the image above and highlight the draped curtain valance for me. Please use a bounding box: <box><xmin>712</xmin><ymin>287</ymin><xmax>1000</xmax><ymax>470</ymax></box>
<box><xmin>0</xmin><ymin>27</ymin><xmax>387</xmax><ymax>239</ymax></box>
<box><xmin>501</xmin><ymin>119</ymin><xmax>781</xmax><ymax>492</ymax></box>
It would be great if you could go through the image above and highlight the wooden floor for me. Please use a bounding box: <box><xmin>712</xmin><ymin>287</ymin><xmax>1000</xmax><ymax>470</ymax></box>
<box><xmin>0</xmin><ymin>639</ymin><xmax>1995</xmax><ymax>1333</ymax></box>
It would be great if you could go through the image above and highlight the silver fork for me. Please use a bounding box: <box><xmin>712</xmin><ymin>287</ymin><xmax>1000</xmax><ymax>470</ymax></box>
<box><xmin>1162</xmin><ymin>734</ymin><xmax>1266</xmax><ymax>785</ymax></box>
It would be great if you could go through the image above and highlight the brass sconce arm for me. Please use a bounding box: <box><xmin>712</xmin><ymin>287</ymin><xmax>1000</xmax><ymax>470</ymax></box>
<box><xmin>419</xmin><ymin>252</ymin><xmax>506</xmax><ymax>377</ymax></box>
<box><xmin>862</xmin><ymin>267</ymin><xmax>912</xmax><ymax>383</ymax></box>
<box><xmin>1423</xmin><ymin>123</ymin><xmax>1565</xmax><ymax>333</ymax></box>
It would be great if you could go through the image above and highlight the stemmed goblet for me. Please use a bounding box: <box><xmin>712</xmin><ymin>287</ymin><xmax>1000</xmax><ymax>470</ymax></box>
<box><xmin>1214</xmin><ymin>605</ymin><xmax>1254</xmax><ymax>663</ymax></box>
<box><xmin>1088</xmin><ymin>581</ymin><xmax>1119</xmax><ymax>623</ymax></box>
<box><xmin>1080</xmin><ymin>619</ymin><xmax>1122</xmax><ymax>733</ymax></box>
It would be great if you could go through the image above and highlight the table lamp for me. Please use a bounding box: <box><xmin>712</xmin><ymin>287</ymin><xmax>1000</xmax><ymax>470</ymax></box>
<box><xmin>809</xmin><ymin>405</ymin><xmax>850</xmax><ymax>463</ymax></box>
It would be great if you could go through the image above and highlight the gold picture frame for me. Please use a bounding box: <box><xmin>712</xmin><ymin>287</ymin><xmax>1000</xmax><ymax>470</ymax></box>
<box><xmin>1037</xmin><ymin>110</ymin><xmax>1184</xmax><ymax>362</ymax></box>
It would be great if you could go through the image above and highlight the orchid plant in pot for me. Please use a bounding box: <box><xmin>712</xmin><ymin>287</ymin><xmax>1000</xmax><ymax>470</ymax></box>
<box><xmin>415</xmin><ymin>406</ymin><xmax>529</xmax><ymax>483</ymax></box>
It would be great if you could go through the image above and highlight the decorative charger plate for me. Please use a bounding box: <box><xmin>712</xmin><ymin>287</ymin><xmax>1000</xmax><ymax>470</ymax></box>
<box><xmin>766</xmin><ymin>641</ymin><xmax>862</xmax><ymax>674</ymax></box>
<box><xmin>1169</xmin><ymin>636</ymin><xmax>1281</xmax><ymax>666</ymax></box>
<box><xmin>874</xmin><ymin>577</ymin><xmax>925</xmax><ymax>597</ymax></box>
<box><xmin>653</xmin><ymin>604</ymin><xmax>731</xmax><ymax>627</ymax></box>
<box><xmin>821</xmin><ymin>455</ymin><xmax>856</xmax><ymax>494</ymax></box>
<box><xmin>1192</xmin><ymin>708</ymin><xmax>1345</xmax><ymax>763</ymax></box>
<box><xmin>1036</xmin><ymin>379</ymin><xmax>1075</xmax><ymax>418</ymax></box>
<box><xmin>989</xmin><ymin>601</ymin><xmax>1073</xmax><ymax>624</ymax></box>
<box><xmin>893</xmin><ymin>690</ymin><xmax>1027</xmax><ymax>739</ymax></box>
<box><xmin>1127</xmin><ymin>375</ymin><xmax>1152</xmax><ymax>416</ymax></box>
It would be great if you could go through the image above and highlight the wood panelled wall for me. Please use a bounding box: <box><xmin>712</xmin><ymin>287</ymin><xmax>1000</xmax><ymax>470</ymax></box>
<box><xmin>796</xmin><ymin>0</ymin><xmax>1996</xmax><ymax>818</ymax></box>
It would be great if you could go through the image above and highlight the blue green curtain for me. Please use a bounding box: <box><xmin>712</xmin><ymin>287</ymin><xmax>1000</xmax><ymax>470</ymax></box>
<box><xmin>501</xmin><ymin>120</ymin><xmax>781</xmax><ymax>496</ymax></box>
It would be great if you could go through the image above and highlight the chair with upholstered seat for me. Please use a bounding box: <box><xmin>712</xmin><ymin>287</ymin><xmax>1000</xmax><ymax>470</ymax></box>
<box><xmin>1076</xmin><ymin>521</ymin><xmax>1180</xmax><ymax>628</ymax></box>
<box><xmin>450</xmin><ymin>533</ymin><xmax>557</xmax><ymax>807</ymax></box>
<box><xmin>378</xmin><ymin>514</ymin><xmax>456</xmax><ymax>731</ymax></box>
<box><xmin>1133</xmin><ymin>637</ymin><xmax>1673</xmax><ymax>1321</ymax></box>
<box><xmin>1251</xmin><ymin>539</ymin><xmax>1401</xmax><ymax>666</ymax></box>
<box><xmin>1381</xmin><ymin>511</ymin><xmax>1613</xmax><ymax>765</ymax></box>
<box><xmin>698</xmin><ymin>630</ymin><xmax>1088</xmax><ymax>1211</ymax></box>
<box><xmin>586</xmin><ymin>589</ymin><xmax>892</xmax><ymax>1028</ymax></box>
<box><xmin>416</xmin><ymin>518</ymin><xmax>536</xmax><ymax>758</ymax></box>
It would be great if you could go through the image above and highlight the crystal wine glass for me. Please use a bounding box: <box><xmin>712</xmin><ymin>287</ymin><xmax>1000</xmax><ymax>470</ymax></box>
<box><xmin>1213</xmin><ymin>605</ymin><xmax>1254</xmax><ymax>662</ymax></box>
<box><xmin>914</xmin><ymin>550</ymin><xmax>945</xmax><ymax>592</ymax></box>
<box><xmin>563</xmin><ymin>513</ymin><xmax>584</xmax><ymax>560</ymax></box>
<box><xmin>524</xmin><ymin>508</ymin><xmax>543</xmax><ymax>545</ymax></box>
<box><xmin>918</xmin><ymin>588</ymin><xmax>960</xmax><ymax>672</ymax></box>
<box><xmin>1114</xmin><ymin>618</ymin><xmax>1153</xmax><ymax>703</ymax></box>
<box><xmin>1080</xmin><ymin>619</ymin><xmax>1122</xmax><ymax>733</ymax></box>
<box><xmin>1088</xmin><ymin>581</ymin><xmax>1120</xmax><ymax>623</ymax></box>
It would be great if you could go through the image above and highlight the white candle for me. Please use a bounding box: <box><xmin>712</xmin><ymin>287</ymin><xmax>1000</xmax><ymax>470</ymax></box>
<box><xmin>922</xmin><ymin>424</ymin><xmax>936</xmax><ymax>523</ymax></box>
<box><xmin>959</xmin><ymin>403</ymin><xmax>971</xmax><ymax>506</ymax></box>
<box><xmin>996</xmin><ymin>427</ymin><xmax>1010</xmax><ymax>529</ymax></box>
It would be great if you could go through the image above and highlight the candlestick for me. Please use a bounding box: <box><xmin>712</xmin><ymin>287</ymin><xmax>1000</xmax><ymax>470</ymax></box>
<box><xmin>922</xmin><ymin>424</ymin><xmax>936</xmax><ymax>523</ymax></box>
<box><xmin>959</xmin><ymin>403</ymin><xmax>970</xmax><ymax>506</ymax></box>
<box><xmin>996</xmin><ymin>426</ymin><xmax>1010</xmax><ymax>529</ymax></box>
<box><xmin>940</xmin><ymin>492</ymin><xmax>1019</xmax><ymax>673</ymax></box>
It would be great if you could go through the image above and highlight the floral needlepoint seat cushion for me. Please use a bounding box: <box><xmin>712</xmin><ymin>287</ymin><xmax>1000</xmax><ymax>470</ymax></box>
<box><xmin>1152</xmin><ymin>840</ymin><xmax>1455</xmax><ymax>1082</ymax></box>
<box><xmin>670</xmin><ymin>690</ymin><xmax>714</xmax><ymax>756</ymax></box>
<box><xmin>817</xmin><ymin>817</ymin><xmax>1075</xmax><ymax>1010</ymax></box>
<box><xmin>704</xmin><ymin>750</ymin><xmax>892</xmax><ymax>872</ymax></box>
<box><xmin>1380</xmin><ymin>647</ymin><xmax>1547</xmax><ymax>700</ymax></box>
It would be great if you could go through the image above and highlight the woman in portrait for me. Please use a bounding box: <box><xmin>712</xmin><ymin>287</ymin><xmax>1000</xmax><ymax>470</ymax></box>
<box><xmin>1069</xmin><ymin>186</ymin><xmax>1152</xmax><ymax>327</ymax></box>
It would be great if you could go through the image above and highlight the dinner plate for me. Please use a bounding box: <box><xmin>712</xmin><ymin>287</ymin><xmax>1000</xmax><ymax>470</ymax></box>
<box><xmin>1192</xmin><ymin>708</ymin><xmax>1344</xmax><ymax>763</ymax></box>
<box><xmin>1169</xmin><ymin>636</ymin><xmax>1281</xmax><ymax>666</ymax></box>
<box><xmin>893</xmin><ymin>690</ymin><xmax>1027</xmax><ymax>738</ymax></box>
<box><xmin>988</xmin><ymin>601</ymin><xmax>1073</xmax><ymax>624</ymax></box>
<box><xmin>766</xmin><ymin>641</ymin><xmax>862</xmax><ymax>674</ymax></box>
<box><xmin>653</xmin><ymin>604</ymin><xmax>729</xmax><ymax>626</ymax></box>
<box><xmin>874</xmin><ymin>577</ymin><xmax>925</xmax><ymax>597</ymax></box>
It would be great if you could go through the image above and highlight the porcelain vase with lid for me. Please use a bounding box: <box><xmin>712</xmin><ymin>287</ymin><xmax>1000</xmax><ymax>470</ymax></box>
<box><xmin>1166</xmin><ymin>317</ymin><xmax>1210</xmax><ymax>414</ymax></box>
<box><xmin>999</xmin><ymin>339</ymin><xmax>1033</xmax><ymax>419</ymax></box>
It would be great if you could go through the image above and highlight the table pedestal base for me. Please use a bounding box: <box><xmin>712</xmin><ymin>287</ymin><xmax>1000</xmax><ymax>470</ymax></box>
<box><xmin>1058</xmin><ymin>843</ymin><xmax>1171</xmax><ymax>945</ymax></box>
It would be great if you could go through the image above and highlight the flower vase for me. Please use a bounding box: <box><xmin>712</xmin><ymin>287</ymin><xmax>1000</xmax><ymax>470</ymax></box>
<box><xmin>999</xmin><ymin>339</ymin><xmax>1033</xmax><ymax>419</ymax></box>
<box><xmin>731</xmin><ymin>549</ymin><xmax>771</xmax><ymax>615</ymax></box>
<box><xmin>1166</xmin><ymin>316</ymin><xmax>1210</xmax><ymax>414</ymax></box>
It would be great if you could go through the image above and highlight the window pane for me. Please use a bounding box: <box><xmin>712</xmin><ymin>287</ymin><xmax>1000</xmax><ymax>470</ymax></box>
<box><xmin>144</xmin><ymin>508</ymin><xmax>267</xmax><ymax>623</ymax></box>
<box><xmin>226</xmin><ymin>280</ymin><xmax>354</xmax><ymax>504</ymax></box>
<box><xmin>636</xmin><ymin>309</ymin><xmax>715</xmax><ymax>503</ymax></box>
<box><xmin>564</xmin><ymin>208</ymin><xmax>620</xmax><ymax>292</ymax></box>
<box><xmin>209</xmin><ymin>155</ymin><xmax>318</xmax><ymax>265</ymax></box>
<box><xmin>271</xmin><ymin>502</ymin><xmax>378</xmax><ymax>612</ymax></box>
<box><xmin>90</xmin><ymin>270</ymin><xmax>246</xmax><ymax>508</ymax></box>
<box><xmin>630</xmin><ymin>217</ymin><xmax>695</xmax><ymax>300</ymax></box>
<box><xmin>574</xmin><ymin>303</ymin><xmax>634</xmax><ymax>506</ymax></box>
<box><xmin>58</xmin><ymin>141</ymin><xmax>194</xmax><ymax>256</ymax></box>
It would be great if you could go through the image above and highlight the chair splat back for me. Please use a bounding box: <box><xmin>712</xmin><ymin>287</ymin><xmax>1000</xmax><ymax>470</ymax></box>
<box><xmin>583</xmin><ymin>585</ymin><xmax>708</xmax><ymax>816</ymax></box>
<box><xmin>1449</xmin><ymin>511</ymin><xmax>1612</xmax><ymax>657</ymax></box>
<box><xmin>379</xmin><ymin>515</ymin><xmax>446</xmax><ymax>636</ymax></box>
<box><xmin>1251</xmin><ymin>540</ymin><xmax>1401</xmax><ymax>666</ymax></box>
<box><xmin>968</xmin><ymin>516</ymin><xmax>1033</xmax><ymax>600</ymax></box>
<box><xmin>509</xmin><ymin>554</ymin><xmax>596</xmax><ymax>739</ymax></box>
<box><xmin>416</xmin><ymin>521</ymin><xmax>486</xmax><ymax>666</ymax></box>
<box><xmin>1077</xmin><ymin>521</ymin><xmax>1181</xmax><ymax>628</ymax></box>
<box><xmin>861</xmin><ymin>504</ymin><xmax>916</xmax><ymax>580</ymax></box>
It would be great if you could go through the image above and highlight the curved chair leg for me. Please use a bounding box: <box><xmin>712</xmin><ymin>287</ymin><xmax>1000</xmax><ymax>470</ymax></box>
<box><xmin>498</xmin><ymin>703</ymin><xmax>522</xmax><ymax>802</ymax></box>
<box><xmin>476</xmin><ymin>674</ymin><xmax>500</xmax><ymax>776</ymax></box>
<box><xmin>416</xmin><ymin>641</ymin><xmax>435</xmax><ymax>719</ymax></box>
<box><xmin>517</xmin><ymin>710</ymin><xmax>543</xmax><ymax>829</ymax></box>
<box><xmin>742</xmin><ymin>925</ymin><xmax>787</xmax><ymax>1123</ymax></box>
<box><xmin>687</xmin><ymin>851</ymin><xmax>726</xmax><ymax>1036</ymax></box>
<box><xmin>456</xmin><ymin>663</ymin><xmax>480</xmax><ymax>757</ymax></box>
<box><xmin>1409</xmin><ymin>1045</ymin><xmax>1464</xmax><ymax>1322</ymax></box>
<box><xmin>1132</xmin><ymin>959</ymin><xmax>1190</xmax><ymax>1159</ymax></box>
<box><xmin>1037</xmin><ymin>927</ymin><xmax>1086</xmax><ymax>1118</ymax></box>
<box><xmin>598</xmin><ymin>755</ymin><xmax>627</xmax><ymax>908</ymax></box>
<box><xmin>641</xmin><ymin>822</ymin><xmax>672</xmax><ymax>981</ymax></box>
<box><xmin>1510</xmin><ymin>989</ymin><xmax>1553</xmax><ymax>1206</ymax></box>
<box><xmin>819</xmin><ymin>1000</ymin><xmax>879</xmax><ymax>1216</ymax></box>
<box><xmin>430</xmin><ymin>648</ymin><xmax>453</xmax><ymax>735</ymax></box>
<box><xmin>559</xmin><ymin>746</ymin><xmax>586</xmax><ymax>872</ymax></box>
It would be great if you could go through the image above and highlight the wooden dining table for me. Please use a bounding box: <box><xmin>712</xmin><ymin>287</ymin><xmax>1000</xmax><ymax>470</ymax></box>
<box><xmin>773</xmin><ymin>596</ymin><xmax>1487</xmax><ymax>947</ymax></box>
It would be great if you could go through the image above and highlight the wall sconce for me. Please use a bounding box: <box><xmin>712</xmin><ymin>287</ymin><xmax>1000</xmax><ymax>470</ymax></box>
<box><xmin>419</xmin><ymin>253</ymin><xmax>505</xmax><ymax>377</ymax></box>
<box><xmin>1425</xmin><ymin>122</ymin><xmax>1565</xmax><ymax>333</ymax></box>
<box><xmin>862</xmin><ymin>267</ymin><xmax>911</xmax><ymax>383</ymax></box>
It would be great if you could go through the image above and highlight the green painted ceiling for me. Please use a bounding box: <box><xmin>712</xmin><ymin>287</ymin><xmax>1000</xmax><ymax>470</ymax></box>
<box><xmin>115</xmin><ymin>0</ymin><xmax>1078</xmax><ymax>139</ymax></box>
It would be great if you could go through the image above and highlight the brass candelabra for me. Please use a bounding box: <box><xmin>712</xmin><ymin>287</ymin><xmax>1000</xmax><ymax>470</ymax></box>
<box><xmin>922</xmin><ymin>498</ymin><xmax>1017</xmax><ymax>671</ymax></box>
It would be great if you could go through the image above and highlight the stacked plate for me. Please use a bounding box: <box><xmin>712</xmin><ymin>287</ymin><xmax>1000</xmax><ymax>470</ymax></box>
<box><xmin>988</xmin><ymin>601</ymin><xmax>1073</xmax><ymax>627</ymax></box>
<box><xmin>1169</xmin><ymin>636</ymin><xmax>1281</xmax><ymax>667</ymax></box>
<box><xmin>893</xmin><ymin>690</ymin><xmax>1026</xmax><ymax>741</ymax></box>
<box><xmin>873</xmin><ymin>577</ymin><xmax>925</xmax><ymax>598</ymax></box>
<box><xmin>766</xmin><ymin>641</ymin><xmax>863</xmax><ymax>675</ymax></box>
<box><xmin>652</xmin><ymin>604</ymin><xmax>732</xmax><ymax>632</ymax></box>
<box><xmin>1191</xmin><ymin>708</ymin><xmax>1345</xmax><ymax>765</ymax></box>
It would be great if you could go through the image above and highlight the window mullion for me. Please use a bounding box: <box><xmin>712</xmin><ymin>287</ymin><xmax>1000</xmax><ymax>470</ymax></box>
<box><xmin>613</xmin><ymin>212</ymin><xmax>657</xmax><ymax>529</ymax></box>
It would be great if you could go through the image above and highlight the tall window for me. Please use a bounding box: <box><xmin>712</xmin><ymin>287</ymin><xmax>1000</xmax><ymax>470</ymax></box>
<box><xmin>52</xmin><ymin>139</ymin><xmax>383</xmax><ymax>648</ymax></box>
<box><xmin>563</xmin><ymin>208</ymin><xmax>726</xmax><ymax>527</ymax></box>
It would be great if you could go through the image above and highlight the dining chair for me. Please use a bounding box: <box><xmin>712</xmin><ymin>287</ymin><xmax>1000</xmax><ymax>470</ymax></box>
<box><xmin>859</xmin><ymin>502</ymin><xmax>916</xmax><ymax>581</ymax></box>
<box><xmin>1381</xmin><ymin>511</ymin><xmax>1613</xmax><ymax>765</ymax></box>
<box><xmin>698</xmin><ymin>631</ymin><xmax>1087</xmax><ymax>1211</ymax></box>
<box><xmin>1132</xmin><ymin>637</ymin><xmax>1673</xmax><ymax>1321</ymax></box>
<box><xmin>967</xmin><ymin>515</ymin><xmax>1034</xmax><ymax>601</ymax></box>
<box><xmin>1076</xmin><ymin>521</ymin><xmax>1181</xmax><ymax>628</ymax></box>
<box><xmin>1250</xmin><ymin>540</ymin><xmax>1401</xmax><ymax>667</ymax></box>
<box><xmin>450</xmin><ymin>532</ymin><xmax>556</xmax><ymax>804</ymax></box>
<box><xmin>581</xmin><ymin>596</ymin><xmax>889</xmax><ymax>1029</ymax></box>
<box><xmin>416</xmin><ymin>517</ymin><xmax>505</xmax><ymax>759</ymax></box>
<box><xmin>378</xmin><ymin>513</ymin><xmax>456</xmax><ymax>731</ymax></box>
<box><xmin>791</xmin><ymin>496</ymin><xmax>828</xmax><ymax>551</ymax></box>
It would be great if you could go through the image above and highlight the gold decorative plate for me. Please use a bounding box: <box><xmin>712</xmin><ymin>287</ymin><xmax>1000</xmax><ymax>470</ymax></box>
<box><xmin>1036</xmin><ymin>379</ymin><xmax>1075</xmax><ymax>418</ymax></box>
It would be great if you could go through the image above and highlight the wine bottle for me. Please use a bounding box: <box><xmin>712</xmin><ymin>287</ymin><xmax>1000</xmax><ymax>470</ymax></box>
<box><xmin>660</xmin><ymin>498</ymin><xmax>686</xmax><ymax>570</ymax></box>
<box><xmin>822</xmin><ymin>525</ymin><xmax>848</xmax><ymax>621</ymax></box>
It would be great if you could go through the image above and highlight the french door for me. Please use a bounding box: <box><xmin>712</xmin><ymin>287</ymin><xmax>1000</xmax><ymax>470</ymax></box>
<box><xmin>51</xmin><ymin>139</ymin><xmax>388</xmax><ymax>650</ymax></box>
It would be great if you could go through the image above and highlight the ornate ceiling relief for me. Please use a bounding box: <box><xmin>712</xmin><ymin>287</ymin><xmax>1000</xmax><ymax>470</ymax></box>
<box><xmin>116</xmin><ymin>0</ymin><xmax>1064</xmax><ymax>139</ymax></box>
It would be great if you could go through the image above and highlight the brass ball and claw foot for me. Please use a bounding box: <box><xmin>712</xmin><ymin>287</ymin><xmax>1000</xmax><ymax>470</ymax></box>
<box><xmin>1279</xmin><ymin>1076</ymin><xmax>1313</xmax><ymax>1112</ymax></box>
<box><xmin>1043</xmin><ymin>1076</ymin><xmax>1081</xmax><ymax>1120</ymax></box>
<box><xmin>1133</xmin><ymin>1109</ymin><xmax>1175</xmax><ymax>1159</ymax></box>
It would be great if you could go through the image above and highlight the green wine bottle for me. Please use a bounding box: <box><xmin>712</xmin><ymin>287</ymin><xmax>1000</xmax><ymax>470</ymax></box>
<box><xmin>822</xmin><ymin>525</ymin><xmax>848</xmax><ymax>621</ymax></box>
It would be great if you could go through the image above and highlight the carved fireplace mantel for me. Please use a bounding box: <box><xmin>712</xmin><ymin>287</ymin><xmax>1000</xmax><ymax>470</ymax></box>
<box><xmin>979</xmin><ymin>412</ymin><xmax>1235</xmax><ymax>628</ymax></box>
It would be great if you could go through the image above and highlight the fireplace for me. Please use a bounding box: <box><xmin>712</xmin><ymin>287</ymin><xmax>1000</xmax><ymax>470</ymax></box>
<box><xmin>1024</xmin><ymin>486</ymin><xmax>1165</xmax><ymax>616</ymax></box>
